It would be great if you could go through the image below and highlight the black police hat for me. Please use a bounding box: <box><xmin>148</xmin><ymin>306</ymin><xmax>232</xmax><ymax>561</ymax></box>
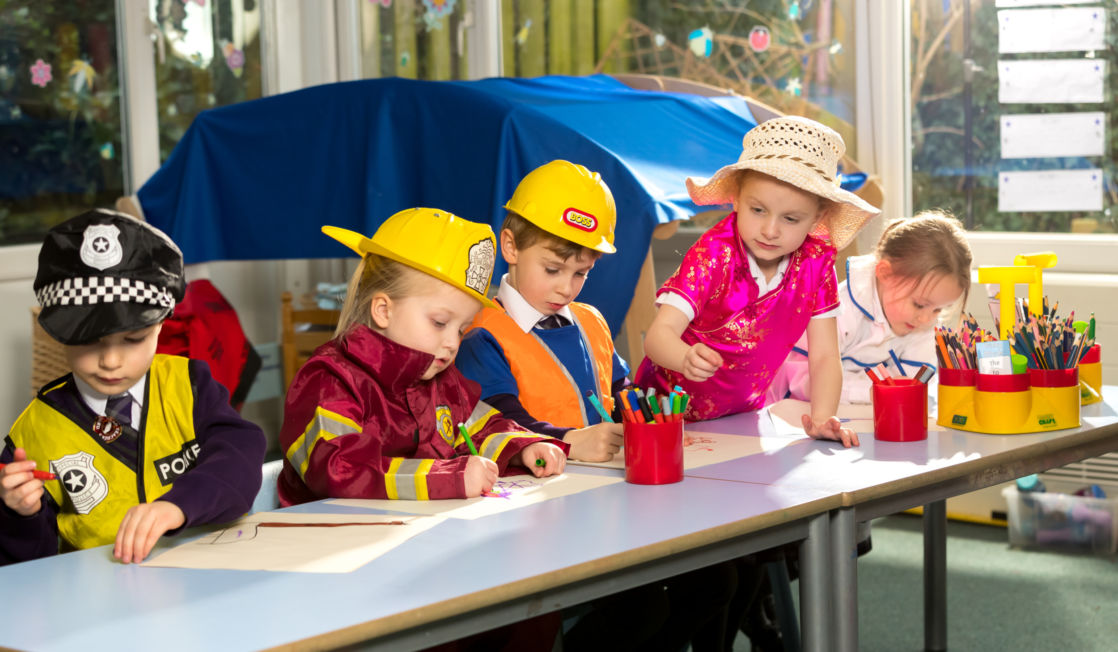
<box><xmin>34</xmin><ymin>208</ymin><xmax>186</xmax><ymax>346</ymax></box>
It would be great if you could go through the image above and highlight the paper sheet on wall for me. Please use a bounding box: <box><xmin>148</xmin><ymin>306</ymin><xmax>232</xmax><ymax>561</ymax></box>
<box><xmin>566</xmin><ymin>430</ymin><xmax>807</xmax><ymax>471</ymax></box>
<box><xmin>1001</xmin><ymin>112</ymin><xmax>1105</xmax><ymax>158</ymax></box>
<box><xmin>328</xmin><ymin>472</ymin><xmax>621</xmax><ymax>520</ymax></box>
<box><xmin>998</xmin><ymin>8</ymin><xmax>1105</xmax><ymax>53</ymax></box>
<box><xmin>998</xmin><ymin>169</ymin><xmax>1103</xmax><ymax>212</ymax></box>
<box><xmin>998</xmin><ymin>60</ymin><xmax>1105</xmax><ymax>104</ymax></box>
<box><xmin>142</xmin><ymin>512</ymin><xmax>446</xmax><ymax>573</ymax></box>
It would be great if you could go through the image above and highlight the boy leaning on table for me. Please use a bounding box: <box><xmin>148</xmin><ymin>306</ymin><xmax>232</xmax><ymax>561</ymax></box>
<box><xmin>0</xmin><ymin>209</ymin><xmax>265</xmax><ymax>566</ymax></box>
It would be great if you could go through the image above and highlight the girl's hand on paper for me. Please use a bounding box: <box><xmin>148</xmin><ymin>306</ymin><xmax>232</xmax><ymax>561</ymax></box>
<box><xmin>682</xmin><ymin>343</ymin><xmax>723</xmax><ymax>381</ymax></box>
<box><xmin>801</xmin><ymin>414</ymin><xmax>859</xmax><ymax>448</ymax></box>
<box><xmin>0</xmin><ymin>448</ymin><xmax>45</xmax><ymax>517</ymax></box>
<box><xmin>464</xmin><ymin>455</ymin><xmax>498</xmax><ymax>498</ymax></box>
<box><xmin>114</xmin><ymin>500</ymin><xmax>186</xmax><ymax>564</ymax></box>
<box><xmin>566</xmin><ymin>423</ymin><xmax>623</xmax><ymax>462</ymax></box>
<box><xmin>521</xmin><ymin>442</ymin><xmax>566</xmax><ymax>477</ymax></box>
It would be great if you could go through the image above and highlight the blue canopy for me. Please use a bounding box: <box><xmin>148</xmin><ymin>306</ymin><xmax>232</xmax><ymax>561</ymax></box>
<box><xmin>138</xmin><ymin>74</ymin><xmax>756</xmax><ymax>331</ymax></box>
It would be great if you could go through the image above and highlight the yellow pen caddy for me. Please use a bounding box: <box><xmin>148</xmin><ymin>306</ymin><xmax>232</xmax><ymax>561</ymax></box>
<box><xmin>937</xmin><ymin>367</ymin><xmax>1080</xmax><ymax>434</ymax></box>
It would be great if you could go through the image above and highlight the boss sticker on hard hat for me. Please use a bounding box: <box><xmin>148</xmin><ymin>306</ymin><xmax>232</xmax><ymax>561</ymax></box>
<box><xmin>465</xmin><ymin>238</ymin><xmax>495</xmax><ymax>294</ymax></box>
<box><xmin>562</xmin><ymin>208</ymin><xmax>598</xmax><ymax>232</ymax></box>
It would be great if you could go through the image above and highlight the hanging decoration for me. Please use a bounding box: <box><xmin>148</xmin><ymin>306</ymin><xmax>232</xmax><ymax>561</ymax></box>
<box><xmin>515</xmin><ymin>19</ymin><xmax>532</xmax><ymax>46</ymax></box>
<box><xmin>423</xmin><ymin>11</ymin><xmax>443</xmax><ymax>32</ymax></box>
<box><xmin>688</xmin><ymin>26</ymin><xmax>713</xmax><ymax>58</ymax></box>
<box><xmin>399</xmin><ymin>51</ymin><xmax>410</xmax><ymax>68</ymax></box>
<box><xmin>421</xmin><ymin>0</ymin><xmax>455</xmax><ymax>18</ymax></box>
<box><xmin>222</xmin><ymin>41</ymin><xmax>245</xmax><ymax>77</ymax></box>
<box><xmin>830</xmin><ymin>41</ymin><xmax>843</xmax><ymax>55</ymax></box>
<box><xmin>788</xmin><ymin>1</ymin><xmax>801</xmax><ymax>20</ymax></box>
<box><xmin>30</xmin><ymin>59</ymin><xmax>52</xmax><ymax>87</ymax></box>
<box><xmin>654</xmin><ymin>33</ymin><xmax>667</xmax><ymax>48</ymax></box>
<box><xmin>100</xmin><ymin>143</ymin><xmax>115</xmax><ymax>160</ymax></box>
<box><xmin>183</xmin><ymin>0</ymin><xmax>206</xmax><ymax>6</ymax></box>
<box><xmin>748</xmin><ymin>26</ymin><xmax>771</xmax><ymax>53</ymax></box>
<box><xmin>68</xmin><ymin>59</ymin><xmax>96</xmax><ymax>94</ymax></box>
<box><xmin>370</xmin><ymin>0</ymin><xmax>391</xmax><ymax>6</ymax></box>
<box><xmin>785</xmin><ymin>77</ymin><xmax>802</xmax><ymax>96</ymax></box>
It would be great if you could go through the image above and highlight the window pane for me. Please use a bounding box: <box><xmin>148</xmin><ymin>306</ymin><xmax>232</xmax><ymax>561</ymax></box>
<box><xmin>502</xmin><ymin>0</ymin><xmax>860</xmax><ymax>158</ymax></box>
<box><xmin>150</xmin><ymin>0</ymin><xmax>263</xmax><ymax>162</ymax></box>
<box><xmin>911</xmin><ymin>0</ymin><xmax>1115</xmax><ymax>234</ymax></box>
<box><xmin>359</xmin><ymin>0</ymin><xmax>467</xmax><ymax>80</ymax></box>
<box><xmin>0</xmin><ymin>1</ymin><xmax>124</xmax><ymax>246</ymax></box>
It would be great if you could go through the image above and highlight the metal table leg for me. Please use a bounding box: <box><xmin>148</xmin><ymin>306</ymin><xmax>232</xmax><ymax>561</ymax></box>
<box><xmin>799</xmin><ymin>512</ymin><xmax>832</xmax><ymax>652</ymax></box>
<box><xmin>831</xmin><ymin>507</ymin><xmax>858</xmax><ymax>652</ymax></box>
<box><xmin>924</xmin><ymin>499</ymin><xmax>947</xmax><ymax>651</ymax></box>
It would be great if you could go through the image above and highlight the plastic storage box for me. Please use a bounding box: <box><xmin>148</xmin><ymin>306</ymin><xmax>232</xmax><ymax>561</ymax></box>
<box><xmin>1002</xmin><ymin>486</ymin><xmax>1118</xmax><ymax>554</ymax></box>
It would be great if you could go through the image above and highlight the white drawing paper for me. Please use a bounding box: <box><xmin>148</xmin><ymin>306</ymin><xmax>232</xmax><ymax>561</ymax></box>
<box><xmin>328</xmin><ymin>472</ymin><xmax>622</xmax><ymax>520</ymax></box>
<box><xmin>998</xmin><ymin>8</ymin><xmax>1105</xmax><ymax>54</ymax></box>
<box><xmin>566</xmin><ymin>430</ymin><xmax>807</xmax><ymax>471</ymax></box>
<box><xmin>142</xmin><ymin>512</ymin><xmax>446</xmax><ymax>573</ymax></box>
<box><xmin>1001</xmin><ymin>112</ymin><xmax>1105</xmax><ymax>158</ymax></box>
<box><xmin>765</xmin><ymin>398</ymin><xmax>937</xmax><ymax>436</ymax></box>
<box><xmin>998</xmin><ymin>59</ymin><xmax>1105</xmax><ymax>104</ymax></box>
<box><xmin>998</xmin><ymin>169</ymin><xmax>1103</xmax><ymax>212</ymax></box>
<box><xmin>996</xmin><ymin>0</ymin><xmax>1096</xmax><ymax>8</ymax></box>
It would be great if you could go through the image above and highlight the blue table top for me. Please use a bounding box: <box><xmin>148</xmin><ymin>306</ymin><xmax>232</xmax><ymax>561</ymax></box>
<box><xmin>0</xmin><ymin>469</ymin><xmax>834</xmax><ymax>652</ymax></box>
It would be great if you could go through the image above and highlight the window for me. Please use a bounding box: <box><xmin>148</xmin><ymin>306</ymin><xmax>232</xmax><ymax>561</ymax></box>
<box><xmin>150</xmin><ymin>0</ymin><xmax>264</xmax><ymax>162</ymax></box>
<box><xmin>501</xmin><ymin>0</ymin><xmax>861</xmax><ymax>158</ymax></box>
<box><xmin>0</xmin><ymin>1</ymin><xmax>125</xmax><ymax>246</ymax></box>
<box><xmin>359</xmin><ymin>0</ymin><xmax>469</xmax><ymax>80</ymax></box>
<box><xmin>911</xmin><ymin>0</ymin><xmax>1116</xmax><ymax>235</ymax></box>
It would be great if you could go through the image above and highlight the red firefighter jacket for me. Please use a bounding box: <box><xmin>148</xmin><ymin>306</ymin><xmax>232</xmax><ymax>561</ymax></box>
<box><xmin>277</xmin><ymin>325</ymin><xmax>567</xmax><ymax>505</ymax></box>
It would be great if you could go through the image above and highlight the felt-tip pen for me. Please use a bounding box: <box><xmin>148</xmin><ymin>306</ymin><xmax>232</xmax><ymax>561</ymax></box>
<box><xmin>0</xmin><ymin>463</ymin><xmax>57</xmax><ymax>481</ymax></box>
<box><xmin>458</xmin><ymin>423</ymin><xmax>480</xmax><ymax>456</ymax></box>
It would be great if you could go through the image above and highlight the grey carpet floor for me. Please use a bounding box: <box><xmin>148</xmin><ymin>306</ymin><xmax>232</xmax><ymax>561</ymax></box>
<box><xmin>734</xmin><ymin>513</ymin><xmax>1118</xmax><ymax>651</ymax></box>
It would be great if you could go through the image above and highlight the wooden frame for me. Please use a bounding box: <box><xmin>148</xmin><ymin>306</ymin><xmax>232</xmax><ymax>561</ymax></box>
<box><xmin>280</xmin><ymin>292</ymin><xmax>341</xmax><ymax>390</ymax></box>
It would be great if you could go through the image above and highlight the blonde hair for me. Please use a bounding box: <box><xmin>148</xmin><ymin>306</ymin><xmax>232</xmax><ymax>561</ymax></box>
<box><xmin>501</xmin><ymin>212</ymin><xmax>602</xmax><ymax>262</ymax></box>
<box><xmin>875</xmin><ymin>210</ymin><xmax>972</xmax><ymax>303</ymax></box>
<box><xmin>334</xmin><ymin>254</ymin><xmax>422</xmax><ymax>338</ymax></box>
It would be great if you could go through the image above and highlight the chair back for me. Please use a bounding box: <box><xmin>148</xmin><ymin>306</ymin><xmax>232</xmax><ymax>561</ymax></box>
<box><xmin>280</xmin><ymin>292</ymin><xmax>341</xmax><ymax>389</ymax></box>
<box><xmin>30</xmin><ymin>307</ymin><xmax>70</xmax><ymax>398</ymax></box>
<box><xmin>251</xmin><ymin>459</ymin><xmax>284</xmax><ymax>513</ymax></box>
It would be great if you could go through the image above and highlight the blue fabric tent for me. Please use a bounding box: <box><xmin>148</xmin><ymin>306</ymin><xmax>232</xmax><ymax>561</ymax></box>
<box><xmin>138</xmin><ymin>74</ymin><xmax>757</xmax><ymax>331</ymax></box>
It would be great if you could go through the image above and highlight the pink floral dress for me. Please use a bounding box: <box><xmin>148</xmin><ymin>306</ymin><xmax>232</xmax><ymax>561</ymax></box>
<box><xmin>634</xmin><ymin>213</ymin><xmax>839</xmax><ymax>420</ymax></box>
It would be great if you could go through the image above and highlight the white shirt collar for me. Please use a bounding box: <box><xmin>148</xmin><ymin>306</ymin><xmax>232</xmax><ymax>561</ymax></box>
<box><xmin>845</xmin><ymin>254</ymin><xmax>889</xmax><ymax>325</ymax></box>
<box><xmin>745</xmin><ymin>251</ymin><xmax>790</xmax><ymax>295</ymax></box>
<box><xmin>496</xmin><ymin>274</ymin><xmax>576</xmax><ymax>333</ymax></box>
<box><xmin>73</xmin><ymin>374</ymin><xmax>146</xmax><ymax>416</ymax></box>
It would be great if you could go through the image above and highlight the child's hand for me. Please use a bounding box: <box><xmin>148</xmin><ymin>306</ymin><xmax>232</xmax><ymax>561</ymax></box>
<box><xmin>521</xmin><ymin>442</ymin><xmax>566</xmax><ymax>477</ymax></box>
<box><xmin>0</xmin><ymin>448</ymin><xmax>45</xmax><ymax>517</ymax></box>
<box><xmin>682</xmin><ymin>343</ymin><xmax>723</xmax><ymax>381</ymax></box>
<box><xmin>464</xmin><ymin>455</ymin><xmax>498</xmax><ymax>498</ymax></box>
<box><xmin>565</xmin><ymin>423</ymin><xmax>623</xmax><ymax>462</ymax></box>
<box><xmin>801</xmin><ymin>414</ymin><xmax>859</xmax><ymax>448</ymax></box>
<box><xmin>113</xmin><ymin>500</ymin><xmax>186</xmax><ymax>564</ymax></box>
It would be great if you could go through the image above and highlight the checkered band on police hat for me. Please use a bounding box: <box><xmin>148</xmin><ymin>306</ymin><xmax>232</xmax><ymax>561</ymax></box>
<box><xmin>35</xmin><ymin>208</ymin><xmax>186</xmax><ymax>345</ymax></box>
<box><xmin>36</xmin><ymin>276</ymin><xmax>177</xmax><ymax>310</ymax></box>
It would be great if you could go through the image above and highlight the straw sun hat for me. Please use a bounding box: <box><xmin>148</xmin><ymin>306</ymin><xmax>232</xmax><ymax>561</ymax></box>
<box><xmin>686</xmin><ymin>116</ymin><xmax>880</xmax><ymax>251</ymax></box>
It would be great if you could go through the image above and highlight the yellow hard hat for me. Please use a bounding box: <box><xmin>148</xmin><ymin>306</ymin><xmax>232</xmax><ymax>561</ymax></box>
<box><xmin>504</xmin><ymin>160</ymin><xmax>617</xmax><ymax>253</ymax></box>
<box><xmin>322</xmin><ymin>208</ymin><xmax>497</xmax><ymax>308</ymax></box>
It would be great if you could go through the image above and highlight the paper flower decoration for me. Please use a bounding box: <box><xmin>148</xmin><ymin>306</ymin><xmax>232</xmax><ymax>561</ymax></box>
<box><xmin>421</xmin><ymin>0</ymin><xmax>455</xmax><ymax>18</ymax></box>
<box><xmin>30</xmin><ymin>59</ymin><xmax>52</xmax><ymax>87</ymax></box>
<box><xmin>515</xmin><ymin>19</ymin><xmax>532</xmax><ymax>46</ymax></box>
<box><xmin>688</xmin><ymin>27</ymin><xmax>713</xmax><ymax>58</ymax></box>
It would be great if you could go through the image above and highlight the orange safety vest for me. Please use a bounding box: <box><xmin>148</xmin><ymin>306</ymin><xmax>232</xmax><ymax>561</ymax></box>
<box><xmin>469</xmin><ymin>302</ymin><xmax>616</xmax><ymax>428</ymax></box>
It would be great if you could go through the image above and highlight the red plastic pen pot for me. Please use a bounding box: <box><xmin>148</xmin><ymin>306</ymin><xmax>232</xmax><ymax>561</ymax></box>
<box><xmin>872</xmin><ymin>378</ymin><xmax>928</xmax><ymax>442</ymax></box>
<box><xmin>623</xmin><ymin>420</ymin><xmax>684</xmax><ymax>484</ymax></box>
